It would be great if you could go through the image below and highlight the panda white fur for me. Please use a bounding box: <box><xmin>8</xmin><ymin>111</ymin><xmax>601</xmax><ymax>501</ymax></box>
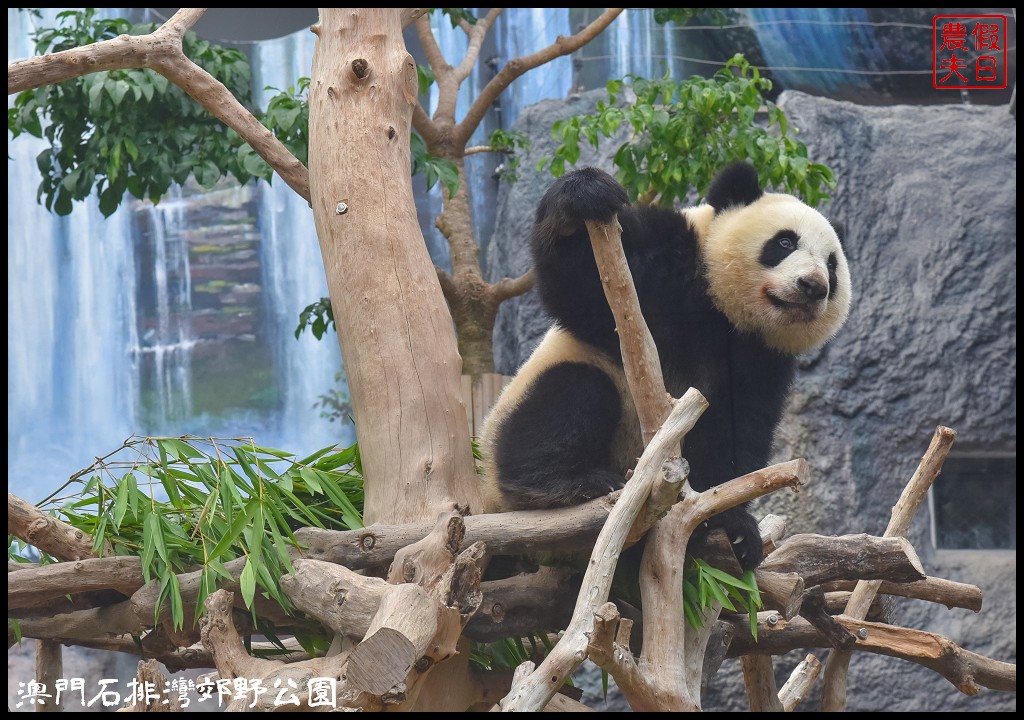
<box><xmin>480</xmin><ymin>162</ymin><xmax>852</xmax><ymax>571</ymax></box>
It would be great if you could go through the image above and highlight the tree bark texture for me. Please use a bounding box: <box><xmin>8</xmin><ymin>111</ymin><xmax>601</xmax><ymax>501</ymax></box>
<box><xmin>308</xmin><ymin>8</ymin><xmax>479</xmax><ymax>525</ymax></box>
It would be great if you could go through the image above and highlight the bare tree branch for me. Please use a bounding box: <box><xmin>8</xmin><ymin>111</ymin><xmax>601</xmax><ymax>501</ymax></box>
<box><xmin>759</xmin><ymin>514</ymin><xmax>788</xmax><ymax>555</ymax></box>
<box><xmin>820</xmin><ymin>425</ymin><xmax>957</xmax><ymax>711</ymax></box>
<box><xmin>457</xmin><ymin>8</ymin><xmax>625</xmax><ymax>145</ymax></box>
<box><xmin>7</xmin><ymin>9</ymin><xmax>205</xmax><ymax>92</ymax></box>
<box><xmin>451</xmin><ymin>8</ymin><xmax>503</xmax><ymax>85</ymax></box>
<box><xmin>436</xmin><ymin>266</ymin><xmax>457</xmax><ymax>305</ymax></box>
<box><xmin>415</xmin><ymin>13</ymin><xmax>449</xmax><ymax>80</ymax></box>
<box><xmin>726</xmin><ymin>614</ymin><xmax>1016</xmax><ymax>695</ymax></box>
<box><xmin>760</xmin><ymin>533</ymin><xmax>926</xmax><ymax>587</ymax></box>
<box><xmin>741</xmin><ymin>655</ymin><xmax>784</xmax><ymax>712</ymax></box>
<box><xmin>35</xmin><ymin>640</ymin><xmax>64</xmax><ymax>712</ymax></box>
<box><xmin>821</xmin><ymin>576</ymin><xmax>983</xmax><ymax>613</ymax></box>
<box><xmin>755</xmin><ymin>570</ymin><xmax>805</xmax><ymax>620</ymax></box>
<box><xmin>411</xmin><ymin>100</ymin><xmax>437</xmax><ymax>147</ymax></box>
<box><xmin>587</xmin><ymin>602</ymin><xmax>661</xmax><ymax>711</ymax></box>
<box><xmin>490</xmin><ymin>269</ymin><xmax>535</xmax><ymax>304</ymax></box>
<box><xmin>401</xmin><ymin>8</ymin><xmax>429</xmax><ymax>29</ymax></box>
<box><xmin>466</xmin><ymin>567</ymin><xmax>578</xmax><ymax>643</ymax></box>
<box><xmin>8</xmin><ymin>492</ymin><xmax>108</xmax><ymax>560</ymax></box>
<box><xmin>8</xmin><ymin>556</ymin><xmax>144</xmax><ymax>610</ymax></box>
<box><xmin>122</xmin><ymin>659</ymin><xmax>183</xmax><ymax>712</ymax></box>
<box><xmin>199</xmin><ymin>589</ymin><xmax>286</xmax><ymax>679</ymax></box>
<box><xmin>779</xmin><ymin>654</ymin><xmax>821</xmax><ymax>711</ymax></box>
<box><xmin>586</xmin><ymin>216</ymin><xmax>671</xmax><ymax>443</ymax></box>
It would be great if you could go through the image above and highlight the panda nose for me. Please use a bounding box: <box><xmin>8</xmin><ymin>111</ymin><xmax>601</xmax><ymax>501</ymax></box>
<box><xmin>797</xmin><ymin>276</ymin><xmax>828</xmax><ymax>300</ymax></box>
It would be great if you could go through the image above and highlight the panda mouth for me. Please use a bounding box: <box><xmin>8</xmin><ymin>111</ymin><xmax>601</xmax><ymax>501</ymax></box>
<box><xmin>765</xmin><ymin>290</ymin><xmax>821</xmax><ymax>321</ymax></box>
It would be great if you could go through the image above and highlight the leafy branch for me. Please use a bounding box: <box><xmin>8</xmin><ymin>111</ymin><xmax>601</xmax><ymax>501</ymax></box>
<box><xmin>9</xmin><ymin>9</ymin><xmax>260</xmax><ymax>216</ymax></box>
<box><xmin>294</xmin><ymin>297</ymin><xmax>335</xmax><ymax>340</ymax></box>
<box><xmin>542</xmin><ymin>53</ymin><xmax>835</xmax><ymax>207</ymax></box>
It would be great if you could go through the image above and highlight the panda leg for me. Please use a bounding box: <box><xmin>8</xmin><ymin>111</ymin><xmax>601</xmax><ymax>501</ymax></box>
<box><xmin>490</xmin><ymin>362</ymin><xmax>627</xmax><ymax>510</ymax></box>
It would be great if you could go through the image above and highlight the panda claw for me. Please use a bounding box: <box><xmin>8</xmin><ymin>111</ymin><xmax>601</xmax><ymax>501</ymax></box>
<box><xmin>733</xmin><ymin>535</ymin><xmax>744</xmax><ymax>545</ymax></box>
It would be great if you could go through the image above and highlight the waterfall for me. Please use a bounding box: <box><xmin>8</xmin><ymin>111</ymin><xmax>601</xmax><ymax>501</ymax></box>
<box><xmin>8</xmin><ymin>8</ymin><xmax>139</xmax><ymax>503</ymax></box>
<box><xmin>493</xmin><ymin>8</ymin><xmax>573</xmax><ymax>128</ymax></box>
<box><xmin>134</xmin><ymin>189</ymin><xmax>194</xmax><ymax>428</ymax></box>
<box><xmin>252</xmin><ymin>30</ymin><xmax>347</xmax><ymax>453</ymax></box>
<box><xmin>8</xmin><ymin>10</ymin><xmax>348</xmax><ymax>505</ymax></box>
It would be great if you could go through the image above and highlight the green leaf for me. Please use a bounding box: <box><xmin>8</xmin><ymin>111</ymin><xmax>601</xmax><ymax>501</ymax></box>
<box><xmin>140</xmin><ymin>512</ymin><xmax>158</xmax><ymax>582</ymax></box>
<box><xmin>207</xmin><ymin>500</ymin><xmax>256</xmax><ymax>562</ymax></box>
<box><xmin>436</xmin><ymin>160</ymin><xmax>460</xmax><ymax>200</ymax></box>
<box><xmin>231</xmin><ymin>448</ymin><xmax>260</xmax><ymax>489</ymax></box>
<box><xmin>240</xmin><ymin>556</ymin><xmax>257</xmax><ymax>608</ymax></box>
<box><xmin>92</xmin><ymin>512</ymin><xmax>109</xmax><ymax>555</ymax></box>
<box><xmin>151</xmin><ymin>514</ymin><xmax>171</xmax><ymax>567</ymax></box>
<box><xmin>168</xmin><ymin>572</ymin><xmax>184</xmax><ymax>629</ymax></box>
<box><xmin>297</xmin><ymin>444</ymin><xmax>338</xmax><ymax>466</ymax></box>
<box><xmin>699</xmin><ymin>561</ymin><xmax>754</xmax><ymax>590</ymax></box>
<box><xmin>240</xmin><ymin>145</ymin><xmax>270</xmax><ymax>180</ymax></box>
<box><xmin>166</xmin><ymin>439</ymin><xmax>204</xmax><ymax>460</ymax></box>
<box><xmin>195</xmin><ymin>565</ymin><xmax>217</xmax><ymax>625</ymax></box>
<box><xmin>245</xmin><ymin>502</ymin><xmax>266</xmax><ymax>556</ymax></box>
<box><xmin>417</xmin><ymin>64</ymin><xmax>436</xmax><ymax>96</ymax></box>
<box><xmin>126</xmin><ymin>472</ymin><xmax>139</xmax><ymax>519</ymax></box>
<box><xmin>253</xmin><ymin>445</ymin><xmax>294</xmax><ymax>460</ymax></box>
<box><xmin>98</xmin><ymin>183</ymin><xmax>122</xmax><ymax>217</ymax></box>
<box><xmin>317</xmin><ymin>471</ymin><xmax>363</xmax><ymax>529</ymax></box>
<box><xmin>299</xmin><ymin>467</ymin><xmax>323</xmax><ymax>495</ymax></box>
<box><xmin>704</xmin><ymin>574</ymin><xmax>737</xmax><ymax>612</ymax></box>
<box><xmin>105</xmin><ymin>78</ymin><xmax>130</xmax><ymax>106</ymax></box>
<box><xmin>113</xmin><ymin>476</ymin><xmax>130</xmax><ymax>529</ymax></box>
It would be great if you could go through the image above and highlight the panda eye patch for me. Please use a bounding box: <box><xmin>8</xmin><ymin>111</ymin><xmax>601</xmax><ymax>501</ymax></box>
<box><xmin>759</xmin><ymin>231</ymin><xmax>799</xmax><ymax>267</ymax></box>
<box><xmin>827</xmin><ymin>252</ymin><xmax>839</xmax><ymax>298</ymax></box>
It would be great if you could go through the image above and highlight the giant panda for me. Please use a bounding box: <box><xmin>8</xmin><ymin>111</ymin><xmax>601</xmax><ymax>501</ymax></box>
<box><xmin>480</xmin><ymin>162</ymin><xmax>852</xmax><ymax>571</ymax></box>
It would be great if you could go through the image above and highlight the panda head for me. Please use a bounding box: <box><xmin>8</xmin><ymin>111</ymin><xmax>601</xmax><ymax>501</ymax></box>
<box><xmin>686</xmin><ymin>163</ymin><xmax>852</xmax><ymax>355</ymax></box>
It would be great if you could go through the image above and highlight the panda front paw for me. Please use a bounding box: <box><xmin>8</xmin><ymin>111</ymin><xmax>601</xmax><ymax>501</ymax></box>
<box><xmin>550</xmin><ymin>167</ymin><xmax>630</xmax><ymax>224</ymax></box>
<box><xmin>712</xmin><ymin>506</ymin><xmax>764</xmax><ymax>572</ymax></box>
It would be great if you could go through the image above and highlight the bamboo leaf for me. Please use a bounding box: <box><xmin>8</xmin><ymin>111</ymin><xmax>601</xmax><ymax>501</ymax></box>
<box><xmin>140</xmin><ymin>512</ymin><xmax>158</xmax><ymax>582</ymax></box>
<box><xmin>152</xmin><ymin>514</ymin><xmax>171</xmax><ymax>567</ymax></box>
<box><xmin>299</xmin><ymin>467</ymin><xmax>323</xmax><ymax>495</ymax></box>
<box><xmin>207</xmin><ymin>501</ymin><xmax>256</xmax><ymax>562</ymax></box>
<box><xmin>113</xmin><ymin>475</ymin><xmax>130</xmax><ymax>529</ymax></box>
<box><xmin>169</xmin><ymin>572</ymin><xmax>184</xmax><ymax>629</ymax></box>
<box><xmin>240</xmin><ymin>556</ymin><xmax>256</xmax><ymax>608</ymax></box>
<box><xmin>296</xmin><ymin>444</ymin><xmax>339</xmax><ymax>466</ymax></box>
<box><xmin>252</xmin><ymin>445</ymin><xmax>294</xmax><ymax>459</ymax></box>
<box><xmin>705</xmin><ymin>575</ymin><xmax>737</xmax><ymax>612</ymax></box>
<box><xmin>316</xmin><ymin>470</ymin><xmax>363</xmax><ymax>529</ymax></box>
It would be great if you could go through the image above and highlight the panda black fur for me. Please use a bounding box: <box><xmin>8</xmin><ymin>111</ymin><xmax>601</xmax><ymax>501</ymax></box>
<box><xmin>480</xmin><ymin>162</ymin><xmax>851</xmax><ymax>571</ymax></box>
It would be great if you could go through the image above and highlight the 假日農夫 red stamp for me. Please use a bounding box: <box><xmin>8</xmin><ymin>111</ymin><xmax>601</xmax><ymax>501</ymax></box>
<box><xmin>933</xmin><ymin>15</ymin><xmax>1007</xmax><ymax>90</ymax></box>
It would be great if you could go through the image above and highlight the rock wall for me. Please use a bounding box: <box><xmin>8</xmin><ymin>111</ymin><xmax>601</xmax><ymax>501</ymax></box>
<box><xmin>487</xmin><ymin>89</ymin><xmax>1016</xmax><ymax>712</ymax></box>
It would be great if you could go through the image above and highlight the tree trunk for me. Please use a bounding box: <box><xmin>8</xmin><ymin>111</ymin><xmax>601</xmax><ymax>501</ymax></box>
<box><xmin>308</xmin><ymin>8</ymin><xmax>479</xmax><ymax>524</ymax></box>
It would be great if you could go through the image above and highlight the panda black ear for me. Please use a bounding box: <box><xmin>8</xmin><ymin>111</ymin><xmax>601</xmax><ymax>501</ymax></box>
<box><xmin>706</xmin><ymin>162</ymin><xmax>762</xmax><ymax>211</ymax></box>
<box><xmin>831</xmin><ymin>220</ymin><xmax>846</xmax><ymax>245</ymax></box>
